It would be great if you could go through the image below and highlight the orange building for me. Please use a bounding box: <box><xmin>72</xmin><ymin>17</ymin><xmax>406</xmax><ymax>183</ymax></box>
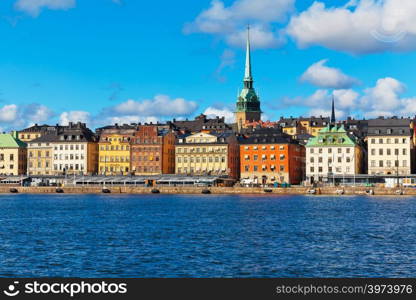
<box><xmin>239</xmin><ymin>128</ymin><xmax>305</xmax><ymax>185</ymax></box>
<box><xmin>130</xmin><ymin>125</ymin><xmax>176</xmax><ymax>175</ymax></box>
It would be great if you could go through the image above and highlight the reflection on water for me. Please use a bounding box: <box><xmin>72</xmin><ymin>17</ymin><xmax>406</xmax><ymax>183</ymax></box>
<box><xmin>0</xmin><ymin>194</ymin><xmax>415</xmax><ymax>278</ymax></box>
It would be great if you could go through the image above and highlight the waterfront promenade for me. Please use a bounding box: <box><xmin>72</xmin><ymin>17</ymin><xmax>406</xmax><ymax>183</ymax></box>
<box><xmin>0</xmin><ymin>186</ymin><xmax>415</xmax><ymax>195</ymax></box>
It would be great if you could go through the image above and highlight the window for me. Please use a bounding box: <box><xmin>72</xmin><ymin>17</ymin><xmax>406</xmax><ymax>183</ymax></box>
<box><xmin>371</xmin><ymin>161</ymin><xmax>376</xmax><ymax>167</ymax></box>
<box><xmin>253</xmin><ymin>155</ymin><xmax>258</xmax><ymax>161</ymax></box>
<box><xmin>310</xmin><ymin>157</ymin><xmax>314</xmax><ymax>163</ymax></box>
<box><xmin>403</xmin><ymin>149</ymin><xmax>407</xmax><ymax>155</ymax></box>
<box><xmin>244</xmin><ymin>166</ymin><xmax>249</xmax><ymax>172</ymax></box>
<box><xmin>379</xmin><ymin>149</ymin><xmax>383</xmax><ymax>155</ymax></box>
<box><xmin>253</xmin><ymin>166</ymin><xmax>258</xmax><ymax>171</ymax></box>
<box><xmin>338</xmin><ymin>148</ymin><xmax>342</xmax><ymax>154</ymax></box>
<box><xmin>379</xmin><ymin>138</ymin><xmax>383</xmax><ymax>144</ymax></box>
<box><xmin>379</xmin><ymin>160</ymin><xmax>383</xmax><ymax>167</ymax></box>
<box><xmin>338</xmin><ymin>157</ymin><xmax>342</xmax><ymax>163</ymax></box>
<box><xmin>328</xmin><ymin>148</ymin><xmax>332</xmax><ymax>154</ymax></box>
<box><xmin>310</xmin><ymin>167</ymin><xmax>314</xmax><ymax>172</ymax></box>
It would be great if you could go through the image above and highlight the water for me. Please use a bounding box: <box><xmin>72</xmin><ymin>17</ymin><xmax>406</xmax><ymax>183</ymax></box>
<box><xmin>0</xmin><ymin>194</ymin><xmax>415</xmax><ymax>278</ymax></box>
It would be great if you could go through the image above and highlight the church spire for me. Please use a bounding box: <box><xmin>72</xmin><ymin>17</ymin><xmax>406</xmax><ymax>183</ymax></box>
<box><xmin>331</xmin><ymin>95</ymin><xmax>336</xmax><ymax>124</ymax></box>
<box><xmin>244</xmin><ymin>25</ymin><xmax>253</xmax><ymax>89</ymax></box>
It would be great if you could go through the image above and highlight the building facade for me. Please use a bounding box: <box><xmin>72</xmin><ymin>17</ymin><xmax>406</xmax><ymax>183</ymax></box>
<box><xmin>98</xmin><ymin>124</ymin><xmax>136</xmax><ymax>175</ymax></box>
<box><xmin>278</xmin><ymin>116</ymin><xmax>330</xmax><ymax>137</ymax></box>
<box><xmin>175</xmin><ymin>132</ymin><xmax>239</xmax><ymax>178</ymax></box>
<box><xmin>130</xmin><ymin>125</ymin><xmax>175</xmax><ymax>175</ymax></box>
<box><xmin>50</xmin><ymin>122</ymin><xmax>98</xmax><ymax>175</ymax></box>
<box><xmin>240</xmin><ymin>128</ymin><xmax>305</xmax><ymax>185</ymax></box>
<box><xmin>367</xmin><ymin>118</ymin><xmax>414</xmax><ymax>175</ymax></box>
<box><xmin>0</xmin><ymin>132</ymin><xmax>27</xmax><ymax>176</ymax></box>
<box><xmin>235</xmin><ymin>27</ymin><xmax>261</xmax><ymax>131</ymax></box>
<box><xmin>18</xmin><ymin>124</ymin><xmax>60</xmax><ymax>142</ymax></box>
<box><xmin>27</xmin><ymin>140</ymin><xmax>53</xmax><ymax>176</ymax></box>
<box><xmin>306</xmin><ymin>125</ymin><xmax>364</xmax><ymax>184</ymax></box>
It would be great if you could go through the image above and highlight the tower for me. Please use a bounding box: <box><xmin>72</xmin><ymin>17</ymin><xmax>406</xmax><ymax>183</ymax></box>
<box><xmin>235</xmin><ymin>26</ymin><xmax>261</xmax><ymax>131</ymax></box>
<box><xmin>331</xmin><ymin>95</ymin><xmax>336</xmax><ymax>124</ymax></box>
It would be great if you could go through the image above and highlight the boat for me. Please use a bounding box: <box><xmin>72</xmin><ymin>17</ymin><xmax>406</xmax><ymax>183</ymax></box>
<box><xmin>55</xmin><ymin>188</ymin><xmax>64</xmax><ymax>193</ymax></box>
<box><xmin>102</xmin><ymin>188</ymin><xmax>111</xmax><ymax>193</ymax></box>
<box><xmin>336</xmin><ymin>189</ymin><xmax>344</xmax><ymax>195</ymax></box>
<box><xmin>9</xmin><ymin>188</ymin><xmax>18</xmax><ymax>193</ymax></box>
<box><xmin>366</xmin><ymin>189</ymin><xmax>374</xmax><ymax>195</ymax></box>
<box><xmin>307</xmin><ymin>189</ymin><xmax>316</xmax><ymax>194</ymax></box>
<box><xmin>264</xmin><ymin>189</ymin><xmax>273</xmax><ymax>193</ymax></box>
<box><xmin>151</xmin><ymin>189</ymin><xmax>160</xmax><ymax>194</ymax></box>
<box><xmin>201</xmin><ymin>189</ymin><xmax>211</xmax><ymax>194</ymax></box>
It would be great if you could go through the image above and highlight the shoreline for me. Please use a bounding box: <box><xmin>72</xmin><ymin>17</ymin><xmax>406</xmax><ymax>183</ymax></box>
<box><xmin>0</xmin><ymin>186</ymin><xmax>414</xmax><ymax>196</ymax></box>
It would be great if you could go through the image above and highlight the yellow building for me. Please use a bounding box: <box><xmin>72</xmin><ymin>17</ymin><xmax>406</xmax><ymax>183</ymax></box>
<box><xmin>278</xmin><ymin>116</ymin><xmax>330</xmax><ymax>137</ymax></box>
<box><xmin>18</xmin><ymin>124</ymin><xmax>58</xmax><ymax>142</ymax></box>
<box><xmin>98</xmin><ymin>125</ymin><xmax>135</xmax><ymax>175</ymax></box>
<box><xmin>0</xmin><ymin>132</ymin><xmax>27</xmax><ymax>176</ymax></box>
<box><xmin>175</xmin><ymin>132</ymin><xmax>240</xmax><ymax>178</ymax></box>
<box><xmin>27</xmin><ymin>141</ymin><xmax>53</xmax><ymax>175</ymax></box>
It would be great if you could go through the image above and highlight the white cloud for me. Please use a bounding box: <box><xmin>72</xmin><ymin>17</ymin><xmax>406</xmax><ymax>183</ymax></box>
<box><xmin>301</xmin><ymin>59</ymin><xmax>358</xmax><ymax>89</ymax></box>
<box><xmin>23</xmin><ymin>104</ymin><xmax>54</xmax><ymax>124</ymax></box>
<box><xmin>286</xmin><ymin>0</ymin><xmax>416</xmax><ymax>55</ymax></box>
<box><xmin>0</xmin><ymin>103</ymin><xmax>56</xmax><ymax>131</ymax></box>
<box><xmin>203</xmin><ymin>106</ymin><xmax>235</xmax><ymax>123</ymax></box>
<box><xmin>113</xmin><ymin>95</ymin><xmax>198</xmax><ymax>117</ymax></box>
<box><xmin>283</xmin><ymin>88</ymin><xmax>357</xmax><ymax>119</ymax></box>
<box><xmin>0</xmin><ymin>104</ymin><xmax>19</xmax><ymax>123</ymax></box>
<box><xmin>184</xmin><ymin>0</ymin><xmax>294</xmax><ymax>48</ymax></box>
<box><xmin>282</xmin><ymin>76</ymin><xmax>416</xmax><ymax>119</ymax></box>
<box><xmin>59</xmin><ymin>111</ymin><xmax>90</xmax><ymax>125</ymax></box>
<box><xmin>15</xmin><ymin>0</ymin><xmax>76</xmax><ymax>17</ymax></box>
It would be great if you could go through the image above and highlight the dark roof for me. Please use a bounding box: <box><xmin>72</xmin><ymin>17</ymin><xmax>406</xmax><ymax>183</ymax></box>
<box><xmin>29</xmin><ymin>123</ymin><xmax>96</xmax><ymax>143</ymax></box>
<box><xmin>367</xmin><ymin>117</ymin><xmax>412</xmax><ymax>136</ymax></box>
<box><xmin>19</xmin><ymin>124</ymin><xmax>55</xmax><ymax>132</ymax></box>
<box><xmin>277</xmin><ymin>116</ymin><xmax>330</xmax><ymax>127</ymax></box>
<box><xmin>239</xmin><ymin>128</ymin><xmax>298</xmax><ymax>145</ymax></box>
<box><xmin>171</xmin><ymin>114</ymin><xmax>232</xmax><ymax>133</ymax></box>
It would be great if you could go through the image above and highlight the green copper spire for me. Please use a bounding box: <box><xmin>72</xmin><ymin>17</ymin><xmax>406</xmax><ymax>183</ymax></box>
<box><xmin>244</xmin><ymin>25</ymin><xmax>252</xmax><ymax>83</ymax></box>
<box><xmin>236</xmin><ymin>25</ymin><xmax>261</xmax><ymax>113</ymax></box>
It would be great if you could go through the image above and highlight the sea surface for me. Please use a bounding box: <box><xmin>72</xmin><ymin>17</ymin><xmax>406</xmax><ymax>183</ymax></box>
<box><xmin>0</xmin><ymin>194</ymin><xmax>415</xmax><ymax>278</ymax></box>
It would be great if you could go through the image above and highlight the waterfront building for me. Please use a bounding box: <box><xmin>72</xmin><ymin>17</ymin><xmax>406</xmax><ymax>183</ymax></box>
<box><xmin>98</xmin><ymin>124</ymin><xmax>136</xmax><ymax>175</ymax></box>
<box><xmin>171</xmin><ymin>114</ymin><xmax>232</xmax><ymax>134</ymax></box>
<box><xmin>50</xmin><ymin>122</ymin><xmax>98</xmax><ymax>175</ymax></box>
<box><xmin>305</xmin><ymin>124</ymin><xmax>364</xmax><ymax>184</ymax></box>
<box><xmin>239</xmin><ymin>128</ymin><xmax>305</xmax><ymax>185</ymax></box>
<box><xmin>27</xmin><ymin>123</ymin><xmax>98</xmax><ymax>176</ymax></box>
<box><xmin>18</xmin><ymin>124</ymin><xmax>60</xmax><ymax>142</ymax></box>
<box><xmin>278</xmin><ymin>116</ymin><xmax>330</xmax><ymax>137</ymax></box>
<box><xmin>0</xmin><ymin>132</ymin><xmax>27</xmax><ymax>176</ymax></box>
<box><xmin>175</xmin><ymin>132</ymin><xmax>240</xmax><ymax>178</ymax></box>
<box><xmin>367</xmin><ymin>117</ymin><xmax>414</xmax><ymax>175</ymax></box>
<box><xmin>235</xmin><ymin>27</ymin><xmax>261</xmax><ymax>131</ymax></box>
<box><xmin>27</xmin><ymin>138</ymin><xmax>54</xmax><ymax>176</ymax></box>
<box><xmin>130</xmin><ymin>125</ymin><xmax>176</xmax><ymax>175</ymax></box>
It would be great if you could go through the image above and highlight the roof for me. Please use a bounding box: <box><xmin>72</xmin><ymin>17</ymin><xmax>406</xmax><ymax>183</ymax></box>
<box><xmin>29</xmin><ymin>124</ymin><xmax>96</xmax><ymax>143</ymax></box>
<box><xmin>0</xmin><ymin>133</ymin><xmax>27</xmax><ymax>148</ymax></box>
<box><xmin>306</xmin><ymin>125</ymin><xmax>358</xmax><ymax>147</ymax></box>
<box><xmin>171</xmin><ymin>114</ymin><xmax>232</xmax><ymax>133</ymax></box>
<box><xmin>239</xmin><ymin>128</ymin><xmax>298</xmax><ymax>145</ymax></box>
<box><xmin>367</xmin><ymin>117</ymin><xmax>412</xmax><ymax>136</ymax></box>
<box><xmin>278</xmin><ymin>116</ymin><xmax>330</xmax><ymax>127</ymax></box>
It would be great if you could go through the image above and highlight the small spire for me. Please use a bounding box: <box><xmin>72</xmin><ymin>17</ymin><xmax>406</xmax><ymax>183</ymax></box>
<box><xmin>331</xmin><ymin>95</ymin><xmax>336</xmax><ymax>124</ymax></box>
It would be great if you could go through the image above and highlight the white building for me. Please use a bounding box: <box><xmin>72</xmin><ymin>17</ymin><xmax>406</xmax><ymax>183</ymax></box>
<box><xmin>367</xmin><ymin>118</ymin><xmax>414</xmax><ymax>175</ymax></box>
<box><xmin>306</xmin><ymin>125</ymin><xmax>363</xmax><ymax>184</ymax></box>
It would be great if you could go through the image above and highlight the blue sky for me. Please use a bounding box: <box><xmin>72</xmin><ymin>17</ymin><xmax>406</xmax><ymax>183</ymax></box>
<box><xmin>1</xmin><ymin>0</ymin><xmax>416</xmax><ymax>130</ymax></box>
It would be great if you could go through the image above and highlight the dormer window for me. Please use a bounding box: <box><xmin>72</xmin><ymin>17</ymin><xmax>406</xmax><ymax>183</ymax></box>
<box><xmin>387</xmin><ymin>129</ymin><xmax>392</xmax><ymax>134</ymax></box>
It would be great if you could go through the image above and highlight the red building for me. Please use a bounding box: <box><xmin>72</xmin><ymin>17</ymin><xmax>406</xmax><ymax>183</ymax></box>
<box><xmin>130</xmin><ymin>125</ymin><xmax>176</xmax><ymax>175</ymax></box>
